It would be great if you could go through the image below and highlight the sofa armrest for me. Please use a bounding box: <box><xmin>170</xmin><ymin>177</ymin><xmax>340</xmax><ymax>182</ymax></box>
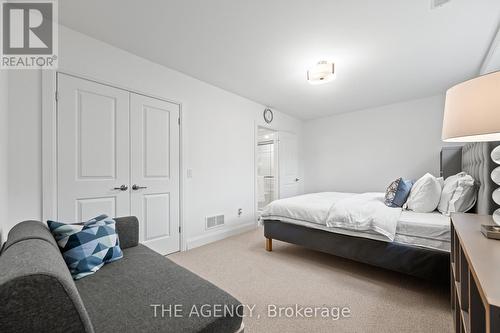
<box><xmin>114</xmin><ymin>216</ymin><xmax>139</xmax><ymax>249</ymax></box>
<box><xmin>0</xmin><ymin>230</ymin><xmax>93</xmax><ymax>333</ymax></box>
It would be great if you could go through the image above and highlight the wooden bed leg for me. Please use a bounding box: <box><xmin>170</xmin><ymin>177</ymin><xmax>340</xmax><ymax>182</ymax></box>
<box><xmin>266</xmin><ymin>238</ymin><xmax>273</xmax><ymax>252</ymax></box>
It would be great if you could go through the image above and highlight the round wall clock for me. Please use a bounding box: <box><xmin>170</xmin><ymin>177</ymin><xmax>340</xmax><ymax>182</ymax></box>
<box><xmin>263</xmin><ymin>108</ymin><xmax>273</xmax><ymax>124</ymax></box>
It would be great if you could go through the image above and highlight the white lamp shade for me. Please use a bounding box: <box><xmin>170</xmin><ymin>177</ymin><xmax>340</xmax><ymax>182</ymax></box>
<box><xmin>442</xmin><ymin>71</ymin><xmax>500</xmax><ymax>142</ymax></box>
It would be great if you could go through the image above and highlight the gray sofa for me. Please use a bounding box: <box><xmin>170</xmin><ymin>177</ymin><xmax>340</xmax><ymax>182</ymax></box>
<box><xmin>0</xmin><ymin>217</ymin><xmax>244</xmax><ymax>333</ymax></box>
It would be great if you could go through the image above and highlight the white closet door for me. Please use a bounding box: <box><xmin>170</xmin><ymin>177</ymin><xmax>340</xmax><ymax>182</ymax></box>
<box><xmin>57</xmin><ymin>74</ymin><xmax>130</xmax><ymax>221</ymax></box>
<box><xmin>278</xmin><ymin>131</ymin><xmax>300</xmax><ymax>199</ymax></box>
<box><xmin>130</xmin><ymin>93</ymin><xmax>180</xmax><ymax>255</ymax></box>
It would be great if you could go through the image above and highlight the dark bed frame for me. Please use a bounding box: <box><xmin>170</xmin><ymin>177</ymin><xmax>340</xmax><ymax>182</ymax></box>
<box><xmin>263</xmin><ymin>142</ymin><xmax>499</xmax><ymax>283</ymax></box>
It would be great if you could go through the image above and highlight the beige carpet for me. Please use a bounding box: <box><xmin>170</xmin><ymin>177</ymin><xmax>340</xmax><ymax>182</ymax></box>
<box><xmin>169</xmin><ymin>227</ymin><xmax>452</xmax><ymax>333</ymax></box>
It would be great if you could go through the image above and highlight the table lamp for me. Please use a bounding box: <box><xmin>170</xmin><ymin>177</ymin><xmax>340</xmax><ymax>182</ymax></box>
<box><xmin>442</xmin><ymin>71</ymin><xmax>500</xmax><ymax>224</ymax></box>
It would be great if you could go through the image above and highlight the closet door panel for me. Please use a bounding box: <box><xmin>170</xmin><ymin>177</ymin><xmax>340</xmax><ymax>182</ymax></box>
<box><xmin>130</xmin><ymin>93</ymin><xmax>180</xmax><ymax>255</ymax></box>
<box><xmin>57</xmin><ymin>74</ymin><xmax>130</xmax><ymax>221</ymax></box>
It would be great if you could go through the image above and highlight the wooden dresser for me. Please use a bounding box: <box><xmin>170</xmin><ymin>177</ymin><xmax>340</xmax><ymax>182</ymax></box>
<box><xmin>451</xmin><ymin>213</ymin><xmax>500</xmax><ymax>333</ymax></box>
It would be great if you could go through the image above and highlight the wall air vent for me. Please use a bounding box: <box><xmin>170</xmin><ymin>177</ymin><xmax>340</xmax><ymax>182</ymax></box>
<box><xmin>431</xmin><ymin>0</ymin><xmax>451</xmax><ymax>9</ymax></box>
<box><xmin>206</xmin><ymin>215</ymin><xmax>225</xmax><ymax>230</ymax></box>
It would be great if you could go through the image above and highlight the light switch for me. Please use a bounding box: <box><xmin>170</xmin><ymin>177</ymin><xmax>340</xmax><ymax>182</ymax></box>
<box><xmin>187</xmin><ymin>169</ymin><xmax>193</xmax><ymax>178</ymax></box>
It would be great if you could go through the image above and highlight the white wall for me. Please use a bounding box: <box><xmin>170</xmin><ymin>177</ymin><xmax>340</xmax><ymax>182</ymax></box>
<box><xmin>8</xmin><ymin>71</ymin><xmax>43</xmax><ymax>229</ymax></box>
<box><xmin>6</xmin><ymin>26</ymin><xmax>303</xmax><ymax>248</ymax></box>
<box><xmin>0</xmin><ymin>71</ymin><xmax>7</xmax><ymax>241</ymax></box>
<box><xmin>304</xmin><ymin>95</ymin><xmax>447</xmax><ymax>193</ymax></box>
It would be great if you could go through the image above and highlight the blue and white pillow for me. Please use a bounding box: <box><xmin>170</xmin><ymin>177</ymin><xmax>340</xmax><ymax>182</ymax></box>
<box><xmin>384</xmin><ymin>178</ymin><xmax>414</xmax><ymax>208</ymax></box>
<box><xmin>48</xmin><ymin>215</ymin><xmax>123</xmax><ymax>280</ymax></box>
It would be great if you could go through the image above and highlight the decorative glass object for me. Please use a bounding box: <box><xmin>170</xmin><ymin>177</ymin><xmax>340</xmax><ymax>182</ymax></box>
<box><xmin>492</xmin><ymin>146</ymin><xmax>500</xmax><ymax>225</ymax></box>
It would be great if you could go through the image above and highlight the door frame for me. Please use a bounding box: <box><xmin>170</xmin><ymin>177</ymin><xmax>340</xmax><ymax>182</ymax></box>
<box><xmin>255</xmin><ymin>125</ymin><xmax>279</xmax><ymax>215</ymax></box>
<box><xmin>41</xmin><ymin>70</ymin><xmax>186</xmax><ymax>252</ymax></box>
<box><xmin>254</xmin><ymin>122</ymin><xmax>301</xmax><ymax>217</ymax></box>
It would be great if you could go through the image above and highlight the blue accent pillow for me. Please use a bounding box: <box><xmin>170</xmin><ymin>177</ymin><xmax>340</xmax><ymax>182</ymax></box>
<box><xmin>385</xmin><ymin>178</ymin><xmax>414</xmax><ymax>208</ymax></box>
<box><xmin>47</xmin><ymin>215</ymin><xmax>123</xmax><ymax>280</ymax></box>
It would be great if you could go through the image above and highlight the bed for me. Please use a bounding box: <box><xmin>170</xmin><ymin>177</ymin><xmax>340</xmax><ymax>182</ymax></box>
<box><xmin>262</xmin><ymin>142</ymin><xmax>499</xmax><ymax>283</ymax></box>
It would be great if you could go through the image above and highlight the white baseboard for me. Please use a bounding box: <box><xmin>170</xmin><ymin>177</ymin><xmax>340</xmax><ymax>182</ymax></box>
<box><xmin>186</xmin><ymin>221</ymin><xmax>258</xmax><ymax>250</ymax></box>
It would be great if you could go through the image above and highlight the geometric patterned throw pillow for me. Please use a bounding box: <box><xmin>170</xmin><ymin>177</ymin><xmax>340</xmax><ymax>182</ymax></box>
<box><xmin>384</xmin><ymin>178</ymin><xmax>414</xmax><ymax>208</ymax></box>
<box><xmin>47</xmin><ymin>215</ymin><xmax>123</xmax><ymax>280</ymax></box>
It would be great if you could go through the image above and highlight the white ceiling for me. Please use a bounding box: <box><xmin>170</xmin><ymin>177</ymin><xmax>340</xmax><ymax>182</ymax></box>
<box><xmin>59</xmin><ymin>0</ymin><xmax>500</xmax><ymax>120</ymax></box>
<box><xmin>481</xmin><ymin>27</ymin><xmax>500</xmax><ymax>74</ymax></box>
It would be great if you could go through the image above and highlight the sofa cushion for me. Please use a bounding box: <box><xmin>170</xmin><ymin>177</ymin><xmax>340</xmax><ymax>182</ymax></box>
<box><xmin>75</xmin><ymin>244</ymin><xmax>243</xmax><ymax>333</ymax></box>
<box><xmin>48</xmin><ymin>215</ymin><xmax>123</xmax><ymax>280</ymax></box>
<box><xmin>113</xmin><ymin>216</ymin><xmax>139</xmax><ymax>249</ymax></box>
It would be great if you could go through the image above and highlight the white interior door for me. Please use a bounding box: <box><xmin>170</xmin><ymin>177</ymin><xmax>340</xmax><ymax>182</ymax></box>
<box><xmin>130</xmin><ymin>93</ymin><xmax>180</xmax><ymax>255</ymax></box>
<box><xmin>57</xmin><ymin>74</ymin><xmax>181</xmax><ymax>255</ymax></box>
<box><xmin>57</xmin><ymin>74</ymin><xmax>131</xmax><ymax>221</ymax></box>
<box><xmin>278</xmin><ymin>131</ymin><xmax>300</xmax><ymax>199</ymax></box>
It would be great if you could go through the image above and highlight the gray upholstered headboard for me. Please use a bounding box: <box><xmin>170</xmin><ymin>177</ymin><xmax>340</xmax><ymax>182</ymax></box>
<box><xmin>461</xmin><ymin>142</ymin><xmax>500</xmax><ymax>215</ymax></box>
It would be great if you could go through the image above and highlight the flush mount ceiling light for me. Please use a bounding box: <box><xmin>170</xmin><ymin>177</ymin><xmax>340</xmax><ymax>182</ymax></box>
<box><xmin>307</xmin><ymin>61</ymin><xmax>335</xmax><ymax>85</ymax></box>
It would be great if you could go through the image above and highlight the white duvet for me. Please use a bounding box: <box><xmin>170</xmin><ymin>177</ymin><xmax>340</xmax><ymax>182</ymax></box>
<box><xmin>261</xmin><ymin>192</ymin><xmax>402</xmax><ymax>241</ymax></box>
<box><xmin>325</xmin><ymin>193</ymin><xmax>401</xmax><ymax>241</ymax></box>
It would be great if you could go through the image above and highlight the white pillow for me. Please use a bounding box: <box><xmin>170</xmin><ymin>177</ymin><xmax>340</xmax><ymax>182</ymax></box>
<box><xmin>438</xmin><ymin>172</ymin><xmax>476</xmax><ymax>215</ymax></box>
<box><xmin>405</xmin><ymin>173</ymin><xmax>442</xmax><ymax>213</ymax></box>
